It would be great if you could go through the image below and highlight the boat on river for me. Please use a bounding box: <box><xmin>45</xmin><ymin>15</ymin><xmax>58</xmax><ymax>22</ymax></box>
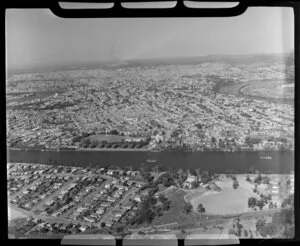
<box><xmin>260</xmin><ymin>156</ymin><xmax>272</xmax><ymax>160</ymax></box>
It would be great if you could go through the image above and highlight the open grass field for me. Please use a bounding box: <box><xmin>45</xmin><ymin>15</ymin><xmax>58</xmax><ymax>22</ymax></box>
<box><xmin>188</xmin><ymin>175</ymin><xmax>260</xmax><ymax>215</ymax></box>
<box><xmin>8</xmin><ymin>206</ymin><xmax>28</xmax><ymax>222</ymax></box>
<box><xmin>187</xmin><ymin>174</ymin><xmax>290</xmax><ymax>215</ymax></box>
<box><xmin>189</xmin><ymin>187</ymin><xmax>254</xmax><ymax>215</ymax></box>
<box><xmin>219</xmin><ymin>80</ymin><xmax>294</xmax><ymax>104</ymax></box>
<box><xmin>184</xmin><ymin>188</ymin><xmax>209</xmax><ymax>204</ymax></box>
<box><xmin>150</xmin><ymin>189</ymin><xmax>202</xmax><ymax>226</ymax></box>
<box><xmin>240</xmin><ymin>81</ymin><xmax>294</xmax><ymax>100</ymax></box>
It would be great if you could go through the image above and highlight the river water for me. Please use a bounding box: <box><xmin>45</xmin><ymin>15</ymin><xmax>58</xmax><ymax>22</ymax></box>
<box><xmin>7</xmin><ymin>149</ymin><xmax>294</xmax><ymax>174</ymax></box>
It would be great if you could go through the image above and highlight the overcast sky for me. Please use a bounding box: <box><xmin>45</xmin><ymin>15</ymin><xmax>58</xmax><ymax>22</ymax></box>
<box><xmin>6</xmin><ymin>7</ymin><xmax>294</xmax><ymax>69</ymax></box>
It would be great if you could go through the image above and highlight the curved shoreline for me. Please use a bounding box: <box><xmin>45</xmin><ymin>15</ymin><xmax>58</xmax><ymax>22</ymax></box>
<box><xmin>218</xmin><ymin>79</ymin><xmax>294</xmax><ymax>105</ymax></box>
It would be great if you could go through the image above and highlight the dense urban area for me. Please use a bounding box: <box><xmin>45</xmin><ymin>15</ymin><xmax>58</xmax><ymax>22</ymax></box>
<box><xmin>8</xmin><ymin>163</ymin><xmax>294</xmax><ymax>239</ymax></box>
<box><xmin>6</xmin><ymin>58</ymin><xmax>294</xmax><ymax>152</ymax></box>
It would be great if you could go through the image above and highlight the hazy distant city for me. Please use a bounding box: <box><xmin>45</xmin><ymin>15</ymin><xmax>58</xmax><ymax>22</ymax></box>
<box><xmin>6</xmin><ymin>55</ymin><xmax>294</xmax><ymax>152</ymax></box>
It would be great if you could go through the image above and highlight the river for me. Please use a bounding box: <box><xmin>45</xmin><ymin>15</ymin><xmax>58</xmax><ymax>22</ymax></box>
<box><xmin>7</xmin><ymin>149</ymin><xmax>294</xmax><ymax>174</ymax></box>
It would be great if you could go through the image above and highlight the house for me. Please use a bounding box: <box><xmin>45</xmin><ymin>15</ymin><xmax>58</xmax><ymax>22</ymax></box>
<box><xmin>52</xmin><ymin>211</ymin><xmax>61</xmax><ymax>217</ymax></box>
<box><xmin>115</xmin><ymin>212</ymin><xmax>123</xmax><ymax>218</ymax></box>
<box><xmin>140</xmin><ymin>189</ymin><xmax>151</xmax><ymax>197</ymax></box>
<box><xmin>130</xmin><ymin>171</ymin><xmax>139</xmax><ymax>176</ymax></box>
<box><xmin>45</xmin><ymin>199</ymin><xmax>54</xmax><ymax>206</ymax></box>
<box><xmin>96</xmin><ymin>209</ymin><xmax>105</xmax><ymax>215</ymax></box>
<box><xmin>106</xmin><ymin>197</ymin><xmax>116</xmax><ymax>203</ymax></box>
<box><xmin>104</xmin><ymin>220</ymin><xmax>113</xmax><ymax>227</ymax></box>
<box><xmin>60</xmin><ymin>224</ymin><xmax>67</xmax><ymax>230</ymax></box>
<box><xmin>133</xmin><ymin>196</ymin><xmax>142</xmax><ymax>203</ymax></box>
<box><xmin>123</xmin><ymin>204</ymin><xmax>133</xmax><ymax>210</ymax></box>
<box><xmin>100</xmin><ymin>202</ymin><xmax>111</xmax><ymax>208</ymax></box>
<box><xmin>183</xmin><ymin>175</ymin><xmax>198</xmax><ymax>189</ymax></box>
<box><xmin>107</xmin><ymin>170</ymin><xmax>114</xmax><ymax>176</ymax></box>
<box><xmin>100</xmin><ymin>189</ymin><xmax>108</xmax><ymax>194</ymax></box>
<box><xmin>79</xmin><ymin>226</ymin><xmax>87</xmax><ymax>232</ymax></box>
<box><xmin>186</xmin><ymin>175</ymin><xmax>198</xmax><ymax>183</ymax></box>
<box><xmin>113</xmin><ymin>193</ymin><xmax>121</xmax><ymax>198</ymax></box>
<box><xmin>84</xmin><ymin>217</ymin><xmax>95</xmax><ymax>223</ymax></box>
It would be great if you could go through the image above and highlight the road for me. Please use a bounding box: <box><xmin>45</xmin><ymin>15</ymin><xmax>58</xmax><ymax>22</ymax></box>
<box><xmin>30</xmin><ymin>176</ymin><xmax>78</xmax><ymax>212</ymax></box>
<box><xmin>96</xmin><ymin>187</ymin><xmax>139</xmax><ymax>226</ymax></box>
<box><xmin>9</xmin><ymin>203</ymin><xmax>90</xmax><ymax>227</ymax></box>
<box><xmin>60</xmin><ymin>178</ymin><xmax>112</xmax><ymax>219</ymax></box>
<box><xmin>8</xmin><ymin>177</ymin><xmax>43</xmax><ymax>200</ymax></box>
<box><xmin>127</xmin><ymin>208</ymin><xmax>287</xmax><ymax>234</ymax></box>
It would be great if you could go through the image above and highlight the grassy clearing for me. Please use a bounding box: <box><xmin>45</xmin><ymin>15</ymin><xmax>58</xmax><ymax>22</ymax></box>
<box><xmin>188</xmin><ymin>175</ymin><xmax>260</xmax><ymax>215</ymax></box>
<box><xmin>150</xmin><ymin>189</ymin><xmax>202</xmax><ymax>226</ymax></box>
<box><xmin>242</xmin><ymin>81</ymin><xmax>294</xmax><ymax>99</ymax></box>
<box><xmin>184</xmin><ymin>188</ymin><xmax>208</xmax><ymax>203</ymax></box>
<box><xmin>8</xmin><ymin>207</ymin><xmax>28</xmax><ymax>222</ymax></box>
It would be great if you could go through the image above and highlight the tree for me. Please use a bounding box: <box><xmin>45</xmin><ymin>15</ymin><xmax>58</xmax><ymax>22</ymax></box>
<box><xmin>249</xmin><ymin>167</ymin><xmax>255</xmax><ymax>174</ymax></box>
<box><xmin>189</xmin><ymin>169</ymin><xmax>197</xmax><ymax>176</ymax></box>
<box><xmin>256</xmin><ymin>218</ymin><xmax>266</xmax><ymax>232</ymax></box>
<box><xmin>248</xmin><ymin>197</ymin><xmax>257</xmax><ymax>209</ymax></box>
<box><xmin>257</xmin><ymin>199</ymin><xmax>265</xmax><ymax>210</ymax></box>
<box><xmin>110</xmin><ymin>129</ymin><xmax>119</xmax><ymax>135</ymax></box>
<box><xmin>197</xmin><ymin>203</ymin><xmax>206</xmax><ymax>214</ymax></box>
<box><xmin>100</xmin><ymin>222</ymin><xmax>106</xmax><ymax>228</ymax></box>
<box><xmin>141</xmin><ymin>171</ymin><xmax>153</xmax><ymax>182</ymax></box>
<box><xmin>258</xmin><ymin>223</ymin><xmax>279</xmax><ymax>237</ymax></box>
<box><xmin>178</xmin><ymin>169</ymin><xmax>187</xmax><ymax>185</ymax></box>
<box><xmin>254</xmin><ymin>174</ymin><xmax>262</xmax><ymax>184</ymax></box>
<box><xmin>154</xmin><ymin>205</ymin><xmax>163</xmax><ymax>217</ymax></box>
<box><xmin>262</xmin><ymin>175</ymin><xmax>271</xmax><ymax>185</ymax></box>
<box><xmin>194</xmin><ymin>168</ymin><xmax>201</xmax><ymax>177</ymax></box>
<box><xmin>246</xmin><ymin>175</ymin><xmax>251</xmax><ymax>182</ymax></box>
<box><xmin>191</xmin><ymin>181</ymin><xmax>199</xmax><ymax>189</ymax></box>
<box><xmin>233</xmin><ymin>180</ymin><xmax>239</xmax><ymax>189</ymax></box>
<box><xmin>228</xmin><ymin>228</ymin><xmax>237</xmax><ymax>236</ymax></box>
<box><xmin>158</xmin><ymin>194</ymin><xmax>171</xmax><ymax>210</ymax></box>
<box><xmin>115</xmin><ymin>224</ymin><xmax>125</xmax><ymax>233</ymax></box>
<box><xmin>184</xmin><ymin>203</ymin><xmax>193</xmax><ymax>214</ymax></box>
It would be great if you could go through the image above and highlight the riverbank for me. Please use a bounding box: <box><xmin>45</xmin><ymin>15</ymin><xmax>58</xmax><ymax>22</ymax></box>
<box><xmin>8</xmin><ymin>147</ymin><xmax>294</xmax><ymax>153</ymax></box>
<box><xmin>7</xmin><ymin>149</ymin><xmax>294</xmax><ymax>173</ymax></box>
<box><xmin>218</xmin><ymin>79</ymin><xmax>294</xmax><ymax>105</ymax></box>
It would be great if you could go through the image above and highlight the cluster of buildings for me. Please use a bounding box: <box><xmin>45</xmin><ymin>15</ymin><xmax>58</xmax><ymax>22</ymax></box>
<box><xmin>6</xmin><ymin>61</ymin><xmax>294</xmax><ymax>152</ymax></box>
<box><xmin>268</xmin><ymin>174</ymin><xmax>294</xmax><ymax>197</ymax></box>
<box><xmin>8</xmin><ymin>163</ymin><xmax>149</xmax><ymax>235</ymax></box>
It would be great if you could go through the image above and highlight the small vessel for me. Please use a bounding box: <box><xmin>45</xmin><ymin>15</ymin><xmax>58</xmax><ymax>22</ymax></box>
<box><xmin>146</xmin><ymin>159</ymin><xmax>157</xmax><ymax>163</ymax></box>
<box><xmin>260</xmin><ymin>156</ymin><xmax>272</xmax><ymax>160</ymax></box>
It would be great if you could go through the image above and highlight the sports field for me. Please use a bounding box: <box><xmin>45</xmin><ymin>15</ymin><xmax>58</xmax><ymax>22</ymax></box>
<box><xmin>240</xmin><ymin>80</ymin><xmax>294</xmax><ymax>100</ymax></box>
<box><xmin>187</xmin><ymin>175</ymin><xmax>260</xmax><ymax>215</ymax></box>
<box><xmin>219</xmin><ymin>80</ymin><xmax>294</xmax><ymax>104</ymax></box>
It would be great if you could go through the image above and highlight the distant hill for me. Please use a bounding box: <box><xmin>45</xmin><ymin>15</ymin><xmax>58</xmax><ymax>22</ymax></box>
<box><xmin>123</xmin><ymin>53</ymin><xmax>294</xmax><ymax>67</ymax></box>
<box><xmin>7</xmin><ymin>53</ymin><xmax>294</xmax><ymax>76</ymax></box>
